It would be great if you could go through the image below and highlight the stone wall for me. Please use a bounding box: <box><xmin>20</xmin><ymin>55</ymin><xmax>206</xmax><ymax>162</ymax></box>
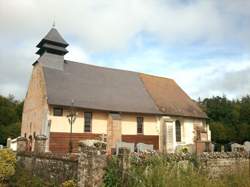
<box><xmin>16</xmin><ymin>152</ymin><xmax>78</xmax><ymax>185</ymax></box>
<box><xmin>16</xmin><ymin>138</ymin><xmax>107</xmax><ymax>187</ymax></box>
<box><xmin>131</xmin><ymin>151</ymin><xmax>250</xmax><ymax>177</ymax></box>
<box><xmin>16</xmin><ymin>137</ymin><xmax>250</xmax><ymax>186</ymax></box>
<box><xmin>200</xmin><ymin>152</ymin><xmax>250</xmax><ymax>177</ymax></box>
<box><xmin>78</xmin><ymin>140</ymin><xmax>107</xmax><ymax>187</ymax></box>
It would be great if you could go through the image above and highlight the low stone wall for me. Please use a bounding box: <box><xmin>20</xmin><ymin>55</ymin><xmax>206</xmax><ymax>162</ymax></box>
<box><xmin>131</xmin><ymin>151</ymin><xmax>250</xmax><ymax>177</ymax></box>
<box><xmin>16</xmin><ymin>135</ymin><xmax>250</xmax><ymax>187</ymax></box>
<box><xmin>16</xmin><ymin>152</ymin><xmax>78</xmax><ymax>184</ymax></box>
<box><xmin>200</xmin><ymin>152</ymin><xmax>250</xmax><ymax>177</ymax></box>
<box><xmin>16</xmin><ymin>139</ymin><xmax>107</xmax><ymax>187</ymax></box>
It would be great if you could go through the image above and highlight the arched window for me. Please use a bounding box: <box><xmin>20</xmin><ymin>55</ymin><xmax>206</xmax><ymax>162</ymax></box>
<box><xmin>175</xmin><ymin>120</ymin><xmax>181</xmax><ymax>142</ymax></box>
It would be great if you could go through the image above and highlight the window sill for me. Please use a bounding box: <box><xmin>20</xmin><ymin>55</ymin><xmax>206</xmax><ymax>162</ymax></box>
<box><xmin>137</xmin><ymin>133</ymin><xmax>144</xmax><ymax>135</ymax></box>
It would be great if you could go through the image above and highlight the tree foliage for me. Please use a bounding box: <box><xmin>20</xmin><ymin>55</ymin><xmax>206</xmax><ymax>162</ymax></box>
<box><xmin>0</xmin><ymin>95</ymin><xmax>23</xmax><ymax>145</ymax></box>
<box><xmin>200</xmin><ymin>95</ymin><xmax>250</xmax><ymax>143</ymax></box>
<box><xmin>0</xmin><ymin>149</ymin><xmax>16</xmax><ymax>183</ymax></box>
<box><xmin>0</xmin><ymin>93</ymin><xmax>250</xmax><ymax>146</ymax></box>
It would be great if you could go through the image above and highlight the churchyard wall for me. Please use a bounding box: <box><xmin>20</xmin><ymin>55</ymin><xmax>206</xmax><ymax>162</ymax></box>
<box><xmin>16</xmin><ymin>137</ymin><xmax>250</xmax><ymax>187</ymax></box>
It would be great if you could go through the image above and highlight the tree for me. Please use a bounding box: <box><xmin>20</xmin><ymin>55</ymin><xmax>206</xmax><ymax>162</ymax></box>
<box><xmin>201</xmin><ymin>95</ymin><xmax>250</xmax><ymax>143</ymax></box>
<box><xmin>0</xmin><ymin>95</ymin><xmax>23</xmax><ymax>145</ymax></box>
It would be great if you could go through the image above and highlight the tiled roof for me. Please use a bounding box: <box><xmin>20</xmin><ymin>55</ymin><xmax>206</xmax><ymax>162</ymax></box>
<box><xmin>43</xmin><ymin>61</ymin><xmax>207</xmax><ymax>118</ymax></box>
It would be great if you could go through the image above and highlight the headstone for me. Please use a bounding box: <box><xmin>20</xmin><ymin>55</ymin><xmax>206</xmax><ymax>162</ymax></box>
<box><xmin>211</xmin><ymin>143</ymin><xmax>215</xmax><ymax>152</ymax></box>
<box><xmin>17</xmin><ymin>137</ymin><xmax>28</xmax><ymax>152</ymax></box>
<box><xmin>243</xmin><ymin>141</ymin><xmax>250</xmax><ymax>152</ymax></box>
<box><xmin>136</xmin><ymin>143</ymin><xmax>153</xmax><ymax>152</ymax></box>
<box><xmin>221</xmin><ymin>145</ymin><xmax>225</xmax><ymax>152</ymax></box>
<box><xmin>116</xmin><ymin>141</ymin><xmax>134</xmax><ymax>154</ymax></box>
<box><xmin>231</xmin><ymin>143</ymin><xmax>245</xmax><ymax>152</ymax></box>
<box><xmin>6</xmin><ymin>138</ymin><xmax>11</xmax><ymax>148</ymax></box>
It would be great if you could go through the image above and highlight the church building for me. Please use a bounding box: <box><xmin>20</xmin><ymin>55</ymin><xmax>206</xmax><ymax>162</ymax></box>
<box><xmin>21</xmin><ymin>27</ymin><xmax>211</xmax><ymax>153</ymax></box>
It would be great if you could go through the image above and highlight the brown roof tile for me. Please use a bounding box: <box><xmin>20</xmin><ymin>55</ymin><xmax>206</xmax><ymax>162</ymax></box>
<box><xmin>139</xmin><ymin>73</ymin><xmax>207</xmax><ymax>118</ymax></box>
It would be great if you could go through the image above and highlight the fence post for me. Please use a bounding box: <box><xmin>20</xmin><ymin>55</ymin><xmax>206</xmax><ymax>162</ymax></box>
<box><xmin>118</xmin><ymin>147</ymin><xmax>130</xmax><ymax>184</ymax></box>
<box><xmin>16</xmin><ymin>137</ymin><xmax>28</xmax><ymax>152</ymax></box>
<box><xmin>78</xmin><ymin>140</ymin><xmax>107</xmax><ymax>187</ymax></box>
<box><xmin>34</xmin><ymin>135</ymin><xmax>47</xmax><ymax>154</ymax></box>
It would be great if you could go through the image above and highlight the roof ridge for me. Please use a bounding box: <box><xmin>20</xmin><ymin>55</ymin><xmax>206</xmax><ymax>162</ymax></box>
<box><xmin>64</xmin><ymin>60</ymin><xmax>174</xmax><ymax>81</ymax></box>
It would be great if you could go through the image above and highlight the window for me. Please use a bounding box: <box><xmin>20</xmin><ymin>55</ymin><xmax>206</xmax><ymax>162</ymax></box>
<box><xmin>84</xmin><ymin>112</ymin><xmax>92</xmax><ymax>132</ymax></box>
<box><xmin>53</xmin><ymin>107</ymin><xmax>63</xmax><ymax>116</ymax></box>
<box><xmin>137</xmin><ymin>116</ymin><xmax>144</xmax><ymax>134</ymax></box>
<box><xmin>175</xmin><ymin>120</ymin><xmax>181</xmax><ymax>142</ymax></box>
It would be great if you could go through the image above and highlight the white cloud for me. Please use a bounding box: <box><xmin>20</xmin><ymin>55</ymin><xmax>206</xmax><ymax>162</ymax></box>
<box><xmin>0</xmin><ymin>0</ymin><xmax>250</xmax><ymax>100</ymax></box>
<box><xmin>1</xmin><ymin>0</ymin><xmax>250</xmax><ymax>51</ymax></box>
<box><xmin>65</xmin><ymin>45</ymin><xmax>90</xmax><ymax>63</ymax></box>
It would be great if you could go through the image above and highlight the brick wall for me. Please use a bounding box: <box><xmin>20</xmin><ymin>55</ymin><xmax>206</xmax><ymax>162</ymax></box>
<box><xmin>49</xmin><ymin>132</ymin><xmax>102</xmax><ymax>153</ymax></box>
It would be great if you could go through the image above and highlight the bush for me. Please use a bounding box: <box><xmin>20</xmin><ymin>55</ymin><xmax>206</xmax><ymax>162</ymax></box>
<box><xmin>61</xmin><ymin>180</ymin><xmax>77</xmax><ymax>187</ymax></box>
<box><xmin>103</xmin><ymin>156</ymin><xmax>122</xmax><ymax>187</ymax></box>
<box><xmin>0</xmin><ymin>149</ymin><xmax>16</xmax><ymax>183</ymax></box>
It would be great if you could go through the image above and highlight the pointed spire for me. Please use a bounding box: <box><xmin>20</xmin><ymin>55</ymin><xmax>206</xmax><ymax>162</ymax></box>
<box><xmin>36</xmin><ymin>28</ymin><xmax>68</xmax><ymax>56</ymax></box>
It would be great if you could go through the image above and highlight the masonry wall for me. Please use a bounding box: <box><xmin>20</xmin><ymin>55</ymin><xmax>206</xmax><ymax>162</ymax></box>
<box><xmin>16</xmin><ymin>151</ymin><xmax>250</xmax><ymax>186</ymax></box>
<box><xmin>16</xmin><ymin>152</ymin><xmax>78</xmax><ymax>185</ymax></box>
<box><xmin>21</xmin><ymin>64</ymin><xmax>48</xmax><ymax>141</ymax></box>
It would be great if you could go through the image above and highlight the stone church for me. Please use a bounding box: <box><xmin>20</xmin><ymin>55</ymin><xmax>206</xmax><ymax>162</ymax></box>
<box><xmin>21</xmin><ymin>27</ymin><xmax>211</xmax><ymax>153</ymax></box>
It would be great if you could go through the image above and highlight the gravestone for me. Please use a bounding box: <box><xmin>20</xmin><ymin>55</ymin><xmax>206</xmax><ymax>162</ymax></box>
<box><xmin>231</xmin><ymin>143</ymin><xmax>245</xmax><ymax>152</ymax></box>
<box><xmin>211</xmin><ymin>143</ymin><xmax>215</xmax><ymax>152</ymax></box>
<box><xmin>136</xmin><ymin>143</ymin><xmax>153</xmax><ymax>152</ymax></box>
<box><xmin>243</xmin><ymin>141</ymin><xmax>250</xmax><ymax>152</ymax></box>
<box><xmin>116</xmin><ymin>141</ymin><xmax>134</xmax><ymax>154</ymax></box>
<box><xmin>6</xmin><ymin>138</ymin><xmax>11</xmax><ymax>148</ymax></box>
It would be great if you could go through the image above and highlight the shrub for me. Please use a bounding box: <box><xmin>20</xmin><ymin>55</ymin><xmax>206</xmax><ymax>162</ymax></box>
<box><xmin>61</xmin><ymin>180</ymin><xmax>77</xmax><ymax>187</ymax></box>
<box><xmin>103</xmin><ymin>156</ymin><xmax>122</xmax><ymax>187</ymax></box>
<box><xmin>0</xmin><ymin>149</ymin><xmax>16</xmax><ymax>183</ymax></box>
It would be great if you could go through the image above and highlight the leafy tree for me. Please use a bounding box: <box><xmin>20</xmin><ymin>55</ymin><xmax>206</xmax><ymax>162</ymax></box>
<box><xmin>0</xmin><ymin>95</ymin><xmax>23</xmax><ymax>146</ymax></box>
<box><xmin>201</xmin><ymin>95</ymin><xmax>250</xmax><ymax>143</ymax></box>
<box><xmin>239</xmin><ymin>95</ymin><xmax>250</xmax><ymax>124</ymax></box>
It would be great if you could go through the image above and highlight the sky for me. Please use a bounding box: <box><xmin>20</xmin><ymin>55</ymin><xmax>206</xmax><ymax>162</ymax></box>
<box><xmin>0</xmin><ymin>0</ymin><xmax>250</xmax><ymax>101</ymax></box>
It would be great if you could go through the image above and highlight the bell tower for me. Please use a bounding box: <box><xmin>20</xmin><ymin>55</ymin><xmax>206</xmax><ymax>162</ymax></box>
<box><xmin>34</xmin><ymin>27</ymin><xmax>69</xmax><ymax>70</ymax></box>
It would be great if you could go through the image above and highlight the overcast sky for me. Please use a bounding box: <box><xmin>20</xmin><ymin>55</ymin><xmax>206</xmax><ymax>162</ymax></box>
<box><xmin>0</xmin><ymin>0</ymin><xmax>250</xmax><ymax>100</ymax></box>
